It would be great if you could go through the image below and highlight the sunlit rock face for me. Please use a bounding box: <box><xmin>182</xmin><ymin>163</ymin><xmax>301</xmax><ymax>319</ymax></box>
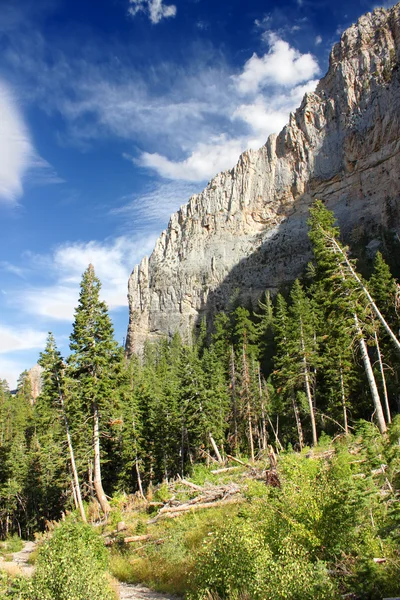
<box><xmin>126</xmin><ymin>4</ymin><xmax>400</xmax><ymax>354</ymax></box>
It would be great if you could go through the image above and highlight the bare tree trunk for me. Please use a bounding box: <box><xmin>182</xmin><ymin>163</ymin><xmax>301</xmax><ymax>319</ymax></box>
<box><xmin>209</xmin><ymin>433</ymin><xmax>223</xmax><ymax>463</ymax></box>
<box><xmin>292</xmin><ymin>395</ymin><xmax>304</xmax><ymax>450</ymax></box>
<box><xmin>135</xmin><ymin>458</ymin><xmax>145</xmax><ymax>499</ymax></box>
<box><xmin>328</xmin><ymin>236</ymin><xmax>400</xmax><ymax>354</ymax></box>
<box><xmin>374</xmin><ymin>331</ymin><xmax>392</xmax><ymax>424</ymax></box>
<box><xmin>92</xmin><ymin>401</ymin><xmax>110</xmax><ymax>515</ymax></box>
<box><xmin>230</xmin><ymin>346</ymin><xmax>238</xmax><ymax>451</ymax></box>
<box><xmin>300</xmin><ymin>320</ymin><xmax>318</xmax><ymax>446</ymax></box>
<box><xmin>242</xmin><ymin>344</ymin><xmax>255</xmax><ymax>462</ymax></box>
<box><xmin>247</xmin><ymin>403</ymin><xmax>255</xmax><ymax>462</ymax></box>
<box><xmin>56</xmin><ymin>378</ymin><xmax>86</xmax><ymax>522</ymax></box>
<box><xmin>339</xmin><ymin>361</ymin><xmax>349</xmax><ymax>435</ymax></box>
<box><xmin>354</xmin><ymin>315</ymin><xmax>387</xmax><ymax>434</ymax></box>
<box><xmin>257</xmin><ymin>365</ymin><xmax>268</xmax><ymax>451</ymax></box>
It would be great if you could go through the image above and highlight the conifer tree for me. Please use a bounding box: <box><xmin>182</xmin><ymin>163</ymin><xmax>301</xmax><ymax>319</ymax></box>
<box><xmin>308</xmin><ymin>201</ymin><xmax>387</xmax><ymax>434</ymax></box>
<box><xmin>67</xmin><ymin>264</ymin><xmax>120</xmax><ymax>514</ymax></box>
<box><xmin>274</xmin><ymin>293</ymin><xmax>305</xmax><ymax>449</ymax></box>
<box><xmin>38</xmin><ymin>333</ymin><xmax>86</xmax><ymax>521</ymax></box>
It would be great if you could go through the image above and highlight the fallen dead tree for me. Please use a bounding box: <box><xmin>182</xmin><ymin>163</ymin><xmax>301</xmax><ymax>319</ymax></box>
<box><xmin>104</xmin><ymin>534</ymin><xmax>153</xmax><ymax>547</ymax></box>
<box><xmin>148</xmin><ymin>497</ymin><xmax>243</xmax><ymax>523</ymax></box>
<box><xmin>147</xmin><ymin>482</ymin><xmax>243</xmax><ymax>523</ymax></box>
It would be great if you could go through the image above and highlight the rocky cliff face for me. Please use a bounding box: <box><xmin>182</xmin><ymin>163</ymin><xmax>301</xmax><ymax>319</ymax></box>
<box><xmin>126</xmin><ymin>4</ymin><xmax>400</xmax><ymax>354</ymax></box>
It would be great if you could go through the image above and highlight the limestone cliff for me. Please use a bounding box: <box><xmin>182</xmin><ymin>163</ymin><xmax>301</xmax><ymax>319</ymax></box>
<box><xmin>126</xmin><ymin>4</ymin><xmax>400</xmax><ymax>354</ymax></box>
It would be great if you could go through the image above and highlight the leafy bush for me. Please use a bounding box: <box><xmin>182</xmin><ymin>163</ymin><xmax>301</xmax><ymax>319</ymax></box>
<box><xmin>20</xmin><ymin>518</ymin><xmax>116</xmax><ymax>600</ymax></box>
<box><xmin>189</xmin><ymin>433</ymin><xmax>400</xmax><ymax>600</ymax></box>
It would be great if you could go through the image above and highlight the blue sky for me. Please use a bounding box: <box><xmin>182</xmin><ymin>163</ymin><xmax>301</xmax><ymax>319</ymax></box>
<box><xmin>0</xmin><ymin>0</ymin><xmax>395</xmax><ymax>387</ymax></box>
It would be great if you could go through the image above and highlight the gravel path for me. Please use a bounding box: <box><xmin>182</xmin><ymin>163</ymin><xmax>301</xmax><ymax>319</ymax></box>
<box><xmin>2</xmin><ymin>542</ymin><xmax>178</xmax><ymax>600</ymax></box>
<box><xmin>119</xmin><ymin>583</ymin><xmax>178</xmax><ymax>600</ymax></box>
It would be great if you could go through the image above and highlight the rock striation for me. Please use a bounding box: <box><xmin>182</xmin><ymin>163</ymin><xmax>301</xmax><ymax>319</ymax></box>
<box><xmin>126</xmin><ymin>4</ymin><xmax>400</xmax><ymax>354</ymax></box>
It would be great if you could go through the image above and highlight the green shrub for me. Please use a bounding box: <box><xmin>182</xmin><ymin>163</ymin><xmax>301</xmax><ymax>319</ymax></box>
<box><xmin>21</xmin><ymin>518</ymin><xmax>116</xmax><ymax>600</ymax></box>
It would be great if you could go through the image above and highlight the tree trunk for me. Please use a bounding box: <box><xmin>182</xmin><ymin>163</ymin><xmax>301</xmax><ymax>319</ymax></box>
<box><xmin>374</xmin><ymin>331</ymin><xmax>392</xmax><ymax>424</ymax></box>
<box><xmin>209</xmin><ymin>433</ymin><xmax>223</xmax><ymax>463</ymax></box>
<box><xmin>329</xmin><ymin>236</ymin><xmax>400</xmax><ymax>355</ymax></box>
<box><xmin>354</xmin><ymin>315</ymin><xmax>387</xmax><ymax>434</ymax></box>
<box><xmin>92</xmin><ymin>400</ymin><xmax>110</xmax><ymax>515</ymax></box>
<box><xmin>292</xmin><ymin>395</ymin><xmax>304</xmax><ymax>450</ymax></box>
<box><xmin>339</xmin><ymin>360</ymin><xmax>349</xmax><ymax>435</ymax></box>
<box><xmin>257</xmin><ymin>365</ymin><xmax>268</xmax><ymax>451</ymax></box>
<box><xmin>56</xmin><ymin>377</ymin><xmax>86</xmax><ymax>522</ymax></box>
<box><xmin>247</xmin><ymin>402</ymin><xmax>255</xmax><ymax>462</ymax></box>
<box><xmin>300</xmin><ymin>320</ymin><xmax>318</xmax><ymax>446</ymax></box>
<box><xmin>230</xmin><ymin>346</ymin><xmax>238</xmax><ymax>451</ymax></box>
<box><xmin>242</xmin><ymin>344</ymin><xmax>254</xmax><ymax>462</ymax></box>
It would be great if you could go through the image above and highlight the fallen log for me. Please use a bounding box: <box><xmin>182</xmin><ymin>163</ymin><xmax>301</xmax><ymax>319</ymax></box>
<box><xmin>123</xmin><ymin>535</ymin><xmax>153</xmax><ymax>544</ymax></box>
<box><xmin>226</xmin><ymin>455</ymin><xmax>253</xmax><ymax>469</ymax></box>
<box><xmin>130</xmin><ymin>539</ymin><xmax>165</xmax><ymax>552</ymax></box>
<box><xmin>105</xmin><ymin>534</ymin><xmax>153</xmax><ymax>546</ymax></box>
<box><xmin>211</xmin><ymin>466</ymin><xmax>240</xmax><ymax>474</ymax></box>
<box><xmin>179</xmin><ymin>479</ymin><xmax>203</xmax><ymax>491</ymax></box>
<box><xmin>148</xmin><ymin>497</ymin><xmax>243</xmax><ymax>523</ymax></box>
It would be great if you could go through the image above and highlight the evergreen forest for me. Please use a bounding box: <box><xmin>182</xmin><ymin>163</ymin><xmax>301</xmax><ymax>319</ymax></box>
<box><xmin>1</xmin><ymin>201</ymin><xmax>400</xmax><ymax>599</ymax></box>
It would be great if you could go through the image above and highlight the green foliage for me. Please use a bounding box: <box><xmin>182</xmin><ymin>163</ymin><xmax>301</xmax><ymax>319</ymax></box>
<box><xmin>189</xmin><ymin>436</ymin><xmax>400</xmax><ymax>600</ymax></box>
<box><xmin>22</xmin><ymin>518</ymin><xmax>116</xmax><ymax>600</ymax></box>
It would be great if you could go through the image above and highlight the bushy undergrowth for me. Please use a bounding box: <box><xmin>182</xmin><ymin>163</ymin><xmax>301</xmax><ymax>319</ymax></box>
<box><xmin>189</xmin><ymin>422</ymin><xmax>400</xmax><ymax>600</ymax></box>
<box><xmin>107</xmin><ymin>421</ymin><xmax>400</xmax><ymax>599</ymax></box>
<box><xmin>18</xmin><ymin>518</ymin><xmax>117</xmax><ymax>600</ymax></box>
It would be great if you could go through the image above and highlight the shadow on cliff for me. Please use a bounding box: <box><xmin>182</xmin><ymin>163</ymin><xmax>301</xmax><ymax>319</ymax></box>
<box><xmin>193</xmin><ymin>189</ymin><xmax>400</xmax><ymax>335</ymax></box>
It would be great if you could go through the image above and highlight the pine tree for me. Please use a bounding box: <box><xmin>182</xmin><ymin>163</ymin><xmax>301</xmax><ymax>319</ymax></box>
<box><xmin>308</xmin><ymin>201</ymin><xmax>387</xmax><ymax>434</ymax></box>
<box><xmin>38</xmin><ymin>333</ymin><xmax>86</xmax><ymax>521</ymax></box>
<box><xmin>67</xmin><ymin>264</ymin><xmax>120</xmax><ymax>514</ymax></box>
<box><xmin>274</xmin><ymin>294</ymin><xmax>305</xmax><ymax>449</ymax></box>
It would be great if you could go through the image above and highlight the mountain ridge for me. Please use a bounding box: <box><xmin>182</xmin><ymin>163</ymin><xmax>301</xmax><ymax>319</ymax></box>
<box><xmin>126</xmin><ymin>3</ymin><xmax>400</xmax><ymax>354</ymax></box>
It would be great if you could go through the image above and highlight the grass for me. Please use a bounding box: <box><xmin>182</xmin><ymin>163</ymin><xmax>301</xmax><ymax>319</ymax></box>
<box><xmin>106</xmin><ymin>460</ymin><xmax>261</xmax><ymax>595</ymax></box>
<box><xmin>0</xmin><ymin>534</ymin><xmax>24</xmax><ymax>560</ymax></box>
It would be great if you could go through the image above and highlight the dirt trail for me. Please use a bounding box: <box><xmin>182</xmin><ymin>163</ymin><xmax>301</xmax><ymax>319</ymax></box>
<box><xmin>0</xmin><ymin>540</ymin><xmax>35</xmax><ymax>577</ymax></box>
<box><xmin>119</xmin><ymin>583</ymin><xmax>178</xmax><ymax>600</ymax></box>
<box><xmin>1</xmin><ymin>542</ymin><xmax>177</xmax><ymax>600</ymax></box>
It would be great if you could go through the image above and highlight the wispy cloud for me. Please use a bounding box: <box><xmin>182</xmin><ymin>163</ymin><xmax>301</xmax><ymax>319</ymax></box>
<box><xmin>114</xmin><ymin>179</ymin><xmax>203</xmax><ymax>225</ymax></box>
<box><xmin>2</xmin><ymin>22</ymin><xmax>320</xmax><ymax>184</ymax></box>
<box><xmin>14</xmin><ymin>235</ymin><xmax>158</xmax><ymax>322</ymax></box>
<box><xmin>0</xmin><ymin>79</ymin><xmax>64</xmax><ymax>205</ymax></box>
<box><xmin>128</xmin><ymin>0</ymin><xmax>177</xmax><ymax>24</ymax></box>
<box><xmin>0</xmin><ymin>81</ymin><xmax>34</xmax><ymax>204</ymax></box>
<box><xmin>0</xmin><ymin>324</ymin><xmax>47</xmax><ymax>353</ymax></box>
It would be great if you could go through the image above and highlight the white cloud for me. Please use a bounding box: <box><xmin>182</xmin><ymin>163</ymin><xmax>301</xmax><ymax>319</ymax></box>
<box><xmin>128</xmin><ymin>0</ymin><xmax>176</xmax><ymax>24</ymax></box>
<box><xmin>3</xmin><ymin>28</ymin><xmax>320</xmax><ymax>184</ymax></box>
<box><xmin>315</xmin><ymin>35</ymin><xmax>322</xmax><ymax>45</ymax></box>
<box><xmin>139</xmin><ymin>136</ymin><xmax>246</xmax><ymax>181</ymax></box>
<box><xmin>0</xmin><ymin>324</ymin><xmax>47</xmax><ymax>353</ymax></box>
<box><xmin>114</xmin><ymin>179</ymin><xmax>203</xmax><ymax>224</ymax></box>
<box><xmin>234</xmin><ymin>33</ymin><xmax>320</xmax><ymax>94</ymax></box>
<box><xmin>19</xmin><ymin>235</ymin><xmax>158</xmax><ymax>321</ymax></box>
<box><xmin>0</xmin><ymin>81</ymin><xmax>34</xmax><ymax>204</ymax></box>
<box><xmin>0</xmin><ymin>357</ymin><xmax>28</xmax><ymax>389</ymax></box>
<box><xmin>0</xmin><ymin>261</ymin><xmax>25</xmax><ymax>278</ymax></box>
<box><xmin>138</xmin><ymin>77</ymin><xmax>319</xmax><ymax>182</ymax></box>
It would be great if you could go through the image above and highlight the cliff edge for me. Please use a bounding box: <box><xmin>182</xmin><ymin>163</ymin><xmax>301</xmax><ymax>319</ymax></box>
<box><xmin>126</xmin><ymin>4</ymin><xmax>400</xmax><ymax>354</ymax></box>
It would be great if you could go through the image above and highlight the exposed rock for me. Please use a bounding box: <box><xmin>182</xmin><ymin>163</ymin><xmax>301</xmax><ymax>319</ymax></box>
<box><xmin>28</xmin><ymin>364</ymin><xmax>44</xmax><ymax>403</ymax></box>
<box><xmin>126</xmin><ymin>4</ymin><xmax>400</xmax><ymax>354</ymax></box>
